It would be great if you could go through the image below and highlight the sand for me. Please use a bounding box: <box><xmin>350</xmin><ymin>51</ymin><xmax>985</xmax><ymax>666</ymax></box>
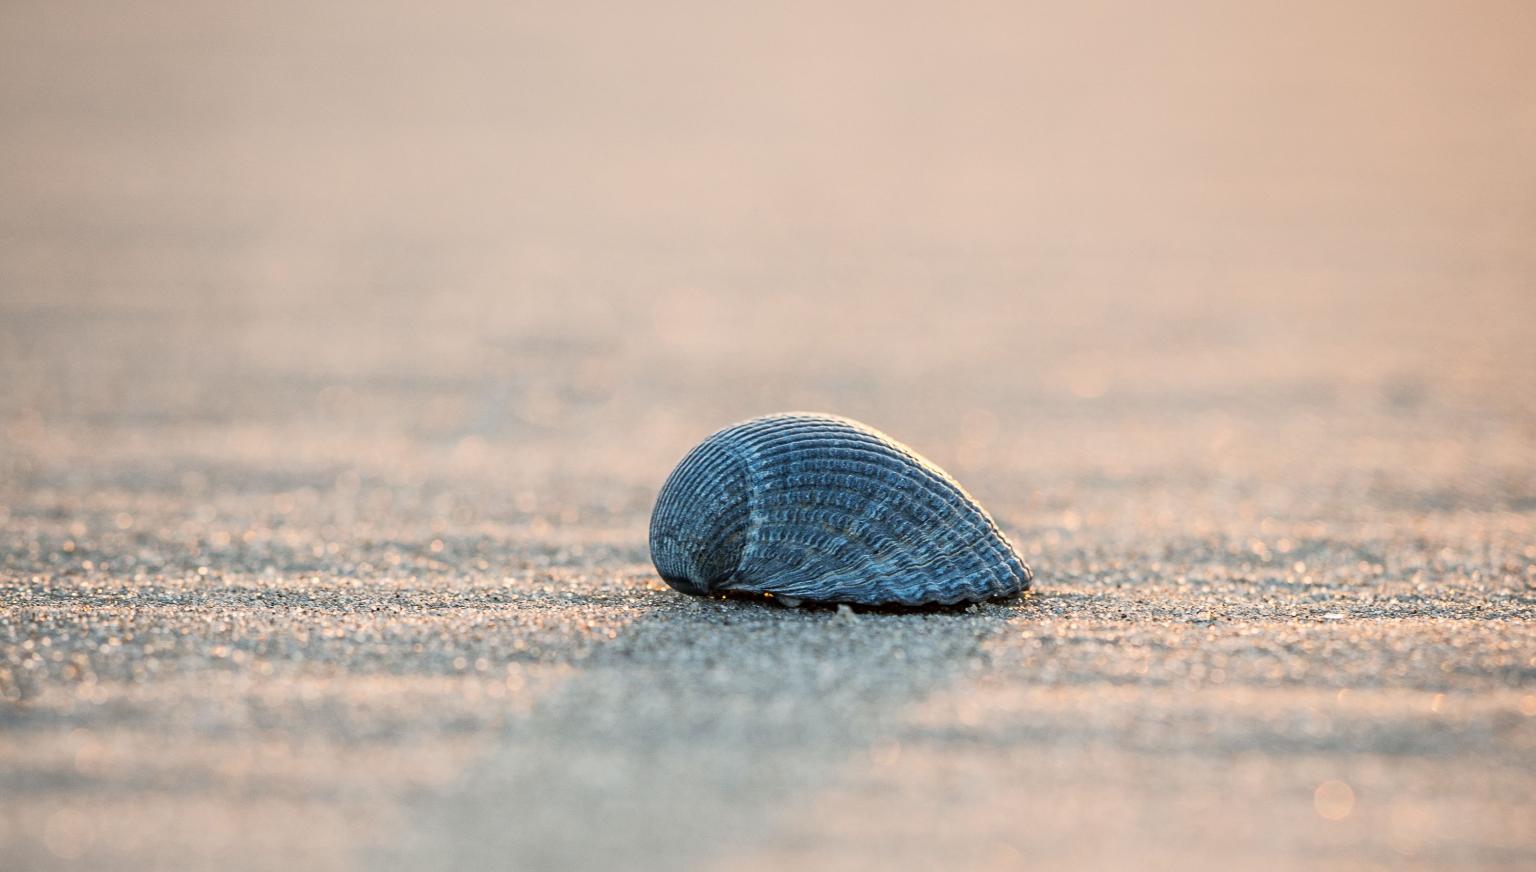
<box><xmin>2</xmin><ymin>1</ymin><xmax>1535</xmax><ymax>869</ymax></box>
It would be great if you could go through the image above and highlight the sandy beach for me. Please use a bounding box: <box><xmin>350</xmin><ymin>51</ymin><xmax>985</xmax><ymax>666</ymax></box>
<box><xmin>3</xmin><ymin>1</ymin><xmax>1535</xmax><ymax>868</ymax></box>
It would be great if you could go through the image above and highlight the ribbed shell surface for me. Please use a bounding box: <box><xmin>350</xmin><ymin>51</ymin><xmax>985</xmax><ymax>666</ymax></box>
<box><xmin>649</xmin><ymin>413</ymin><xmax>1032</xmax><ymax>606</ymax></box>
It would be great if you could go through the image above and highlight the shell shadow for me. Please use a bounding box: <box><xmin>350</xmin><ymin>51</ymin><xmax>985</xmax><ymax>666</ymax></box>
<box><xmin>720</xmin><ymin>588</ymin><xmax>1039</xmax><ymax>616</ymax></box>
<box><xmin>378</xmin><ymin>582</ymin><xmax>1042</xmax><ymax>871</ymax></box>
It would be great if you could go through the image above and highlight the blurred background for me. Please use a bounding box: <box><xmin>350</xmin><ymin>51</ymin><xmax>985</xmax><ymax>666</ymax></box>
<box><xmin>4</xmin><ymin>0</ymin><xmax>1533</xmax><ymax>489</ymax></box>
<box><xmin>2</xmin><ymin>1</ymin><xmax>1534</xmax><ymax>869</ymax></box>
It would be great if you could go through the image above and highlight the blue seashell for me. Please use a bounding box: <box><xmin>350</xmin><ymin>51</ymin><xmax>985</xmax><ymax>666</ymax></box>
<box><xmin>649</xmin><ymin>413</ymin><xmax>1032</xmax><ymax>606</ymax></box>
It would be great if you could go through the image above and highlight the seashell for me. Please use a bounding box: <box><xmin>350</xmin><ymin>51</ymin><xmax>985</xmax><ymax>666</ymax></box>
<box><xmin>649</xmin><ymin>413</ymin><xmax>1032</xmax><ymax>606</ymax></box>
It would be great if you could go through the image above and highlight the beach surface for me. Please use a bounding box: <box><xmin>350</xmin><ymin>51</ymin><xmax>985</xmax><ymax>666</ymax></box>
<box><xmin>3</xmin><ymin>2</ymin><xmax>1535</xmax><ymax>868</ymax></box>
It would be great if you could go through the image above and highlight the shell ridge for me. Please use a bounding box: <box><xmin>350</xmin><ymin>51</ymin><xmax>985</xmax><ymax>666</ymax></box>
<box><xmin>732</xmin><ymin>414</ymin><xmax>1024</xmax><ymax>601</ymax></box>
<box><xmin>750</xmin><ymin>467</ymin><xmax>1009</xmax><ymax>584</ymax></box>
